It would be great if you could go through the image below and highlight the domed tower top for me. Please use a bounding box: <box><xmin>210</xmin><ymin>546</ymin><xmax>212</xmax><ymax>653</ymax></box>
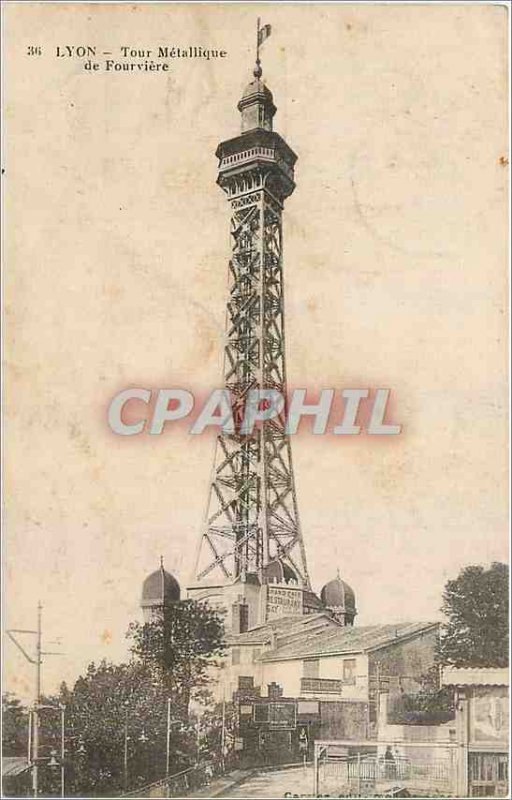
<box><xmin>141</xmin><ymin>557</ymin><xmax>180</xmax><ymax>622</ymax></box>
<box><xmin>216</xmin><ymin>19</ymin><xmax>297</xmax><ymax>206</ymax></box>
<box><xmin>237</xmin><ymin>20</ymin><xmax>276</xmax><ymax>134</ymax></box>
<box><xmin>320</xmin><ymin>570</ymin><xmax>357</xmax><ymax>626</ymax></box>
<box><xmin>237</xmin><ymin>69</ymin><xmax>276</xmax><ymax>134</ymax></box>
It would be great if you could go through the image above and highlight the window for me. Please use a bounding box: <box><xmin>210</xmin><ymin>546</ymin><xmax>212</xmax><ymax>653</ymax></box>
<box><xmin>303</xmin><ymin>659</ymin><xmax>319</xmax><ymax>678</ymax></box>
<box><xmin>298</xmin><ymin>700</ymin><xmax>320</xmax><ymax>716</ymax></box>
<box><xmin>254</xmin><ymin>704</ymin><xmax>269</xmax><ymax>723</ymax></box>
<box><xmin>343</xmin><ymin>658</ymin><xmax>356</xmax><ymax>684</ymax></box>
<box><xmin>232</xmin><ymin>647</ymin><xmax>240</xmax><ymax>665</ymax></box>
<box><xmin>238</xmin><ymin>675</ymin><xmax>254</xmax><ymax>690</ymax></box>
<box><xmin>470</xmin><ymin>753</ymin><xmax>509</xmax><ymax>788</ymax></box>
<box><xmin>269</xmin><ymin>702</ymin><xmax>296</xmax><ymax>728</ymax></box>
<box><xmin>239</xmin><ymin>604</ymin><xmax>249</xmax><ymax>633</ymax></box>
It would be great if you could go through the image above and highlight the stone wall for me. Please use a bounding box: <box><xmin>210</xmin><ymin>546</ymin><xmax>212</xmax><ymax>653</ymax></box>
<box><xmin>319</xmin><ymin>700</ymin><xmax>368</xmax><ymax>740</ymax></box>
<box><xmin>368</xmin><ymin>626</ymin><xmax>439</xmax><ymax>695</ymax></box>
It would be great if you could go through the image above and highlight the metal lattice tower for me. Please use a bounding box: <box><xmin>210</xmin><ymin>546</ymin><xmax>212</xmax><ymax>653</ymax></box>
<box><xmin>192</xmin><ymin>49</ymin><xmax>310</xmax><ymax>590</ymax></box>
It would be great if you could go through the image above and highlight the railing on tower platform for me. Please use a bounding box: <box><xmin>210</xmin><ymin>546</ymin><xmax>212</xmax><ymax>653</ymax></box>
<box><xmin>219</xmin><ymin>146</ymin><xmax>276</xmax><ymax>171</ymax></box>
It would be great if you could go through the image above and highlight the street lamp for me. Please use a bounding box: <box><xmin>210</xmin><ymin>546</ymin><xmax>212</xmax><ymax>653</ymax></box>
<box><xmin>36</xmin><ymin>703</ymin><xmax>66</xmax><ymax>798</ymax></box>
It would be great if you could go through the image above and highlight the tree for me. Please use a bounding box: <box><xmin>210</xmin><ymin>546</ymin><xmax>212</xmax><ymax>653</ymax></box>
<box><xmin>198</xmin><ymin>701</ymin><xmax>237</xmax><ymax>768</ymax></box>
<box><xmin>388</xmin><ymin>667</ymin><xmax>455</xmax><ymax>726</ymax></box>
<box><xmin>2</xmin><ymin>693</ymin><xmax>29</xmax><ymax>756</ymax></box>
<box><xmin>438</xmin><ymin>562</ymin><xmax>509</xmax><ymax>667</ymax></box>
<box><xmin>127</xmin><ymin>599</ymin><xmax>226</xmax><ymax>714</ymax></box>
<box><xmin>2</xmin><ymin>603</ymin><xmax>225</xmax><ymax>796</ymax></box>
<box><xmin>31</xmin><ymin>602</ymin><xmax>225</xmax><ymax>796</ymax></box>
<box><xmin>389</xmin><ymin>562</ymin><xmax>508</xmax><ymax>725</ymax></box>
<box><xmin>35</xmin><ymin>661</ymin><xmax>198</xmax><ymax>797</ymax></box>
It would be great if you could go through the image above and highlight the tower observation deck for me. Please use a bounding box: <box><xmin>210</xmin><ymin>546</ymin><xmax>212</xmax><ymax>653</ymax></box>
<box><xmin>188</xmin><ymin>31</ymin><xmax>315</xmax><ymax>629</ymax></box>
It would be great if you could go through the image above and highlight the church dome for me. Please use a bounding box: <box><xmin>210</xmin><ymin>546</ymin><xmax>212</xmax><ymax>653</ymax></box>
<box><xmin>141</xmin><ymin>560</ymin><xmax>180</xmax><ymax>609</ymax></box>
<box><xmin>321</xmin><ymin>574</ymin><xmax>356</xmax><ymax>611</ymax></box>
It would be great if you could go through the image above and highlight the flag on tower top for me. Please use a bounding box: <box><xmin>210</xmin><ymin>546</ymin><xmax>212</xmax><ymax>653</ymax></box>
<box><xmin>258</xmin><ymin>23</ymin><xmax>272</xmax><ymax>46</ymax></box>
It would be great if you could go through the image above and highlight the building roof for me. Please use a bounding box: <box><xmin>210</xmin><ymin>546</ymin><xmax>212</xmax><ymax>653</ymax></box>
<box><xmin>229</xmin><ymin>613</ymin><xmax>340</xmax><ymax>646</ymax></box>
<box><xmin>240</xmin><ymin>77</ymin><xmax>274</xmax><ymax>103</ymax></box>
<box><xmin>229</xmin><ymin>615</ymin><xmax>438</xmax><ymax>662</ymax></box>
<box><xmin>259</xmin><ymin>621</ymin><xmax>439</xmax><ymax>662</ymax></box>
<box><xmin>442</xmin><ymin>667</ymin><xmax>509</xmax><ymax>687</ymax></box>
<box><xmin>2</xmin><ymin>757</ymin><xmax>30</xmax><ymax>778</ymax></box>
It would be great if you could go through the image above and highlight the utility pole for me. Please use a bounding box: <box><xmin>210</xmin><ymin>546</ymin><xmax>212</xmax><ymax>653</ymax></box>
<box><xmin>27</xmin><ymin>709</ymin><xmax>33</xmax><ymax>769</ymax></box>
<box><xmin>220</xmin><ymin>699</ymin><xmax>226</xmax><ymax>772</ymax></box>
<box><xmin>6</xmin><ymin>602</ymin><xmax>42</xmax><ymax>797</ymax></box>
<box><xmin>375</xmin><ymin>661</ymin><xmax>381</xmax><ymax>734</ymax></box>
<box><xmin>165</xmin><ymin>703</ymin><xmax>181</xmax><ymax>785</ymax></box>
<box><xmin>7</xmin><ymin>602</ymin><xmax>63</xmax><ymax>798</ymax></box>
<box><xmin>123</xmin><ymin>708</ymin><xmax>129</xmax><ymax>792</ymax></box>
<box><xmin>165</xmin><ymin>698</ymin><xmax>171</xmax><ymax>778</ymax></box>
<box><xmin>60</xmin><ymin>704</ymin><xmax>65</xmax><ymax>799</ymax></box>
<box><xmin>33</xmin><ymin>601</ymin><xmax>42</xmax><ymax>797</ymax></box>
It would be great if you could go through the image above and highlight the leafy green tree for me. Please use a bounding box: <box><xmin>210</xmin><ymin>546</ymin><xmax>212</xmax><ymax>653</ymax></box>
<box><xmin>438</xmin><ymin>562</ymin><xmax>509</xmax><ymax>667</ymax></box>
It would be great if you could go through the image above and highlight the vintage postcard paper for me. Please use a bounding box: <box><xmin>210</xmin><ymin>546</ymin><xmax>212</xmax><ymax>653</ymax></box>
<box><xmin>2</xmin><ymin>3</ymin><xmax>509</xmax><ymax>798</ymax></box>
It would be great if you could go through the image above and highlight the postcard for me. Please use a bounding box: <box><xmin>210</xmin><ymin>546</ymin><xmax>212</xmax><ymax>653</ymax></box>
<box><xmin>2</xmin><ymin>3</ymin><xmax>509</xmax><ymax>798</ymax></box>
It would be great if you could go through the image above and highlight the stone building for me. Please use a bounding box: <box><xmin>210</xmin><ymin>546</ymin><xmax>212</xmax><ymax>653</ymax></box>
<box><xmin>222</xmin><ymin>614</ymin><xmax>439</xmax><ymax>763</ymax></box>
<box><xmin>139</xmin><ymin>563</ymin><xmax>439</xmax><ymax>764</ymax></box>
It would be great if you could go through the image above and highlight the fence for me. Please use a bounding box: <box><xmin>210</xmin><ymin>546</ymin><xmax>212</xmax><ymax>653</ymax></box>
<box><xmin>121</xmin><ymin>762</ymin><xmax>217</xmax><ymax>798</ymax></box>
<box><xmin>314</xmin><ymin>740</ymin><xmax>458</xmax><ymax>797</ymax></box>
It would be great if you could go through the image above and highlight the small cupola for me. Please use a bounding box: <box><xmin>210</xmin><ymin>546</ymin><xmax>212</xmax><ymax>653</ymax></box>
<box><xmin>237</xmin><ymin>61</ymin><xmax>276</xmax><ymax>133</ymax></box>
<box><xmin>141</xmin><ymin>557</ymin><xmax>180</xmax><ymax>623</ymax></box>
<box><xmin>320</xmin><ymin>569</ymin><xmax>357</xmax><ymax>626</ymax></box>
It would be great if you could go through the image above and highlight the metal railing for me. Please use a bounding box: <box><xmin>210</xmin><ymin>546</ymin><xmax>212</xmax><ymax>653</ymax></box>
<box><xmin>121</xmin><ymin>763</ymin><xmax>216</xmax><ymax>798</ymax></box>
<box><xmin>219</xmin><ymin>147</ymin><xmax>275</xmax><ymax>171</ymax></box>
<box><xmin>316</xmin><ymin>753</ymin><xmax>456</xmax><ymax>797</ymax></box>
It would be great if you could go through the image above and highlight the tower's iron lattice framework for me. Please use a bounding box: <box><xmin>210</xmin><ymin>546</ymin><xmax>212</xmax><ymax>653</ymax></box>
<box><xmin>193</xmin><ymin>54</ymin><xmax>310</xmax><ymax>589</ymax></box>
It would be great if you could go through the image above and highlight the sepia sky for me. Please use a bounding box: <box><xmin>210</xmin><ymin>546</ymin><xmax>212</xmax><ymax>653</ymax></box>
<box><xmin>4</xmin><ymin>3</ymin><xmax>509</xmax><ymax>702</ymax></box>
